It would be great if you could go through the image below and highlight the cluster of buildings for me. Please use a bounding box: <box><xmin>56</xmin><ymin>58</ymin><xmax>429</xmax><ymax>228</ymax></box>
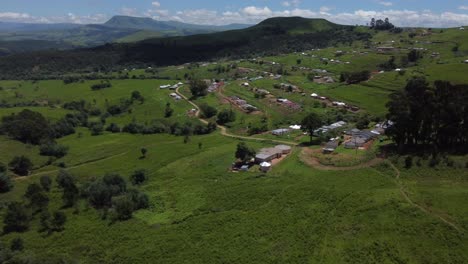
<box><xmin>160</xmin><ymin>82</ymin><xmax>184</xmax><ymax>90</ymax></box>
<box><xmin>228</xmin><ymin>96</ymin><xmax>258</xmax><ymax>112</ymax></box>
<box><xmin>255</xmin><ymin>145</ymin><xmax>292</xmax><ymax>172</ymax></box>
<box><xmin>208</xmin><ymin>81</ymin><xmax>224</xmax><ymax>93</ymax></box>
<box><xmin>276</xmin><ymin>98</ymin><xmax>301</xmax><ymax>110</ymax></box>
<box><xmin>314</xmin><ymin>121</ymin><xmax>347</xmax><ymax>135</ymax></box>
<box><xmin>312</xmin><ymin>75</ymin><xmax>335</xmax><ymax>84</ymax></box>
<box><xmin>343</xmin><ymin>129</ymin><xmax>380</xmax><ymax>149</ymax></box>
<box><xmin>169</xmin><ymin>93</ymin><xmax>182</xmax><ymax>100</ymax></box>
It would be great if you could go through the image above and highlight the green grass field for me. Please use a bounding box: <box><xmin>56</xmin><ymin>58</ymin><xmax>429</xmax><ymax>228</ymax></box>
<box><xmin>1</xmin><ymin>26</ymin><xmax>468</xmax><ymax>263</ymax></box>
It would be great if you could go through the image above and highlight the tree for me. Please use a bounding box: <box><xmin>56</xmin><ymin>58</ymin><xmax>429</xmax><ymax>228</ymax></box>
<box><xmin>189</xmin><ymin>79</ymin><xmax>208</xmax><ymax>97</ymax></box>
<box><xmin>9</xmin><ymin>156</ymin><xmax>33</xmax><ymax>176</ymax></box>
<box><xmin>370</xmin><ymin>18</ymin><xmax>376</xmax><ymax>28</ymax></box>
<box><xmin>10</xmin><ymin>238</ymin><xmax>24</xmax><ymax>251</ymax></box>
<box><xmin>111</xmin><ymin>195</ymin><xmax>135</xmax><ymax>221</ymax></box>
<box><xmin>199</xmin><ymin>103</ymin><xmax>218</xmax><ymax>118</ymax></box>
<box><xmin>56</xmin><ymin>170</ymin><xmax>79</xmax><ymax>207</ymax></box>
<box><xmin>141</xmin><ymin>147</ymin><xmax>148</xmax><ymax>158</ymax></box>
<box><xmin>24</xmin><ymin>183</ymin><xmax>49</xmax><ymax>213</ymax></box>
<box><xmin>50</xmin><ymin>211</ymin><xmax>67</xmax><ymax>232</ymax></box>
<box><xmin>40</xmin><ymin>175</ymin><xmax>52</xmax><ymax>192</ymax></box>
<box><xmin>39</xmin><ymin>142</ymin><xmax>69</xmax><ymax>158</ymax></box>
<box><xmin>164</xmin><ymin>102</ymin><xmax>174</xmax><ymax>118</ymax></box>
<box><xmin>130</xmin><ymin>90</ymin><xmax>144</xmax><ymax>104</ymax></box>
<box><xmin>39</xmin><ymin>210</ymin><xmax>51</xmax><ymax>233</ymax></box>
<box><xmin>0</xmin><ymin>162</ymin><xmax>6</xmax><ymax>173</ymax></box>
<box><xmin>235</xmin><ymin>142</ymin><xmax>256</xmax><ymax>163</ymax></box>
<box><xmin>3</xmin><ymin>202</ymin><xmax>31</xmax><ymax>233</ymax></box>
<box><xmin>217</xmin><ymin>109</ymin><xmax>236</xmax><ymax>125</ymax></box>
<box><xmin>106</xmin><ymin>123</ymin><xmax>121</xmax><ymax>133</ymax></box>
<box><xmin>0</xmin><ymin>173</ymin><xmax>13</xmax><ymax>193</ymax></box>
<box><xmin>1</xmin><ymin>109</ymin><xmax>50</xmax><ymax>144</ymax></box>
<box><xmin>130</xmin><ymin>169</ymin><xmax>147</xmax><ymax>185</ymax></box>
<box><xmin>301</xmin><ymin>112</ymin><xmax>323</xmax><ymax>144</ymax></box>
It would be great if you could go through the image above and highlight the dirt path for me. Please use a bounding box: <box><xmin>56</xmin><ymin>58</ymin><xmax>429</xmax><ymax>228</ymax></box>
<box><xmin>299</xmin><ymin>148</ymin><xmax>384</xmax><ymax>171</ymax></box>
<box><xmin>14</xmin><ymin>151</ymin><xmax>129</xmax><ymax>181</ymax></box>
<box><xmin>175</xmin><ymin>86</ymin><xmax>298</xmax><ymax>146</ymax></box>
<box><xmin>386</xmin><ymin>161</ymin><xmax>464</xmax><ymax>232</ymax></box>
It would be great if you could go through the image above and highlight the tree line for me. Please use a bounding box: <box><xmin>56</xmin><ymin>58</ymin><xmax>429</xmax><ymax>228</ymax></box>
<box><xmin>386</xmin><ymin>77</ymin><xmax>468</xmax><ymax>153</ymax></box>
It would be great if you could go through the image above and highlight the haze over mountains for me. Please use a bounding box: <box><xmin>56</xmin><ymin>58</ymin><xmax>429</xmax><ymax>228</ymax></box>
<box><xmin>0</xmin><ymin>15</ymin><xmax>251</xmax><ymax>56</ymax></box>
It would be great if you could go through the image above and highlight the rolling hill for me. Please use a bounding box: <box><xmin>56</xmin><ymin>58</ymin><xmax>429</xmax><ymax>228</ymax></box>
<box><xmin>0</xmin><ymin>17</ymin><xmax>371</xmax><ymax>79</ymax></box>
<box><xmin>0</xmin><ymin>16</ymin><xmax>251</xmax><ymax>55</ymax></box>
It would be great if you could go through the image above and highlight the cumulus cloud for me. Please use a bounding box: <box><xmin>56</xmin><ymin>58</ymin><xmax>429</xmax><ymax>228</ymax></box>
<box><xmin>1</xmin><ymin>5</ymin><xmax>468</xmax><ymax>27</ymax></box>
<box><xmin>459</xmin><ymin>6</ymin><xmax>468</xmax><ymax>10</ymax></box>
<box><xmin>152</xmin><ymin>1</ymin><xmax>161</xmax><ymax>8</ymax></box>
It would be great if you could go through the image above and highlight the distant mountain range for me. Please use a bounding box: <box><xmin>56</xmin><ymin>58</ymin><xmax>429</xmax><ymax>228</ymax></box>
<box><xmin>0</xmin><ymin>16</ymin><xmax>251</xmax><ymax>56</ymax></box>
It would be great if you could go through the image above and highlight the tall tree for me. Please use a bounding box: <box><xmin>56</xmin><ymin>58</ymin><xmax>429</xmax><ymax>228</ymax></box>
<box><xmin>301</xmin><ymin>112</ymin><xmax>323</xmax><ymax>144</ymax></box>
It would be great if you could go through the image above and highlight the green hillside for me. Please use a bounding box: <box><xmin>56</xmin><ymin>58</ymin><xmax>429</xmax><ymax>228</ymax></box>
<box><xmin>0</xmin><ymin>17</ymin><xmax>371</xmax><ymax>79</ymax></box>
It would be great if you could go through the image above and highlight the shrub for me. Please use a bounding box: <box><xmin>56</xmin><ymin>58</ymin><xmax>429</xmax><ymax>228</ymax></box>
<box><xmin>50</xmin><ymin>211</ymin><xmax>67</xmax><ymax>232</ymax></box>
<box><xmin>3</xmin><ymin>202</ymin><xmax>31</xmax><ymax>233</ymax></box>
<box><xmin>9</xmin><ymin>156</ymin><xmax>33</xmax><ymax>176</ymax></box>
<box><xmin>10</xmin><ymin>238</ymin><xmax>24</xmax><ymax>251</ymax></box>
<box><xmin>217</xmin><ymin>109</ymin><xmax>236</xmax><ymax>125</ymax></box>
<box><xmin>199</xmin><ymin>103</ymin><xmax>218</xmax><ymax>118</ymax></box>
<box><xmin>130</xmin><ymin>170</ymin><xmax>147</xmax><ymax>185</ymax></box>
<box><xmin>106</xmin><ymin>123</ymin><xmax>121</xmax><ymax>133</ymax></box>
<box><xmin>39</xmin><ymin>142</ymin><xmax>69</xmax><ymax>158</ymax></box>
<box><xmin>0</xmin><ymin>173</ymin><xmax>13</xmax><ymax>193</ymax></box>
<box><xmin>40</xmin><ymin>175</ymin><xmax>52</xmax><ymax>192</ymax></box>
<box><xmin>404</xmin><ymin>156</ymin><xmax>413</xmax><ymax>169</ymax></box>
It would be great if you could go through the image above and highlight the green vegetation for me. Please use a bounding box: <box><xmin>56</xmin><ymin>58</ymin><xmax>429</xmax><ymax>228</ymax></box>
<box><xmin>0</xmin><ymin>16</ymin><xmax>467</xmax><ymax>263</ymax></box>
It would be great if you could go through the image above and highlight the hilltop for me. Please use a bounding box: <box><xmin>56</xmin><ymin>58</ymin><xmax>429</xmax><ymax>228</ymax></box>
<box><xmin>0</xmin><ymin>17</ymin><xmax>370</xmax><ymax>79</ymax></box>
<box><xmin>0</xmin><ymin>16</ymin><xmax>251</xmax><ymax>56</ymax></box>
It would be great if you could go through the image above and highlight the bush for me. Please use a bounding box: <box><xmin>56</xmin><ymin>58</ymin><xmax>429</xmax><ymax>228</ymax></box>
<box><xmin>1</xmin><ymin>109</ymin><xmax>50</xmax><ymax>144</ymax></box>
<box><xmin>91</xmin><ymin>81</ymin><xmax>112</xmax><ymax>91</ymax></box>
<box><xmin>217</xmin><ymin>109</ymin><xmax>236</xmax><ymax>125</ymax></box>
<box><xmin>9</xmin><ymin>156</ymin><xmax>33</xmax><ymax>176</ymax></box>
<box><xmin>111</xmin><ymin>195</ymin><xmax>134</xmax><ymax>221</ymax></box>
<box><xmin>0</xmin><ymin>173</ymin><xmax>13</xmax><ymax>193</ymax></box>
<box><xmin>10</xmin><ymin>238</ymin><xmax>24</xmax><ymax>251</ymax></box>
<box><xmin>89</xmin><ymin>122</ymin><xmax>104</xmax><ymax>136</ymax></box>
<box><xmin>404</xmin><ymin>156</ymin><xmax>413</xmax><ymax>169</ymax></box>
<box><xmin>40</xmin><ymin>175</ymin><xmax>52</xmax><ymax>192</ymax></box>
<box><xmin>106</xmin><ymin>123</ymin><xmax>121</xmax><ymax>133</ymax></box>
<box><xmin>50</xmin><ymin>211</ymin><xmax>67</xmax><ymax>232</ymax></box>
<box><xmin>3</xmin><ymin>202</ymin><xmax>31</xmax><ymax>233</ymax></box>
<box><xmin>199</xmin><ymin>103</ymin><xmax>218</xmax><ymax>118</ymax></box>
<box><xmin>130</xmin><ymin>169</ymin><xmax>147</xmax><ymax>185</ymax></box>
<box><xmin>39</xmin><ymin>142</ymin><xmax>69</xmax><ymax>158</ymax></box>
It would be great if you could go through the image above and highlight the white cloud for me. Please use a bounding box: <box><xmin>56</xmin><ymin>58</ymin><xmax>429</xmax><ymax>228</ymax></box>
<box><xmin>1</xmin><ymin>5</ymin><xmax>468</xmax><ymax>27</ymax></box>
<box><xmin>459</xmin><ymin>6</ymin><xmax>468</xmax><ymax>10</ymax></box>
<box><xmin>120</xmin><ymin>7</ymin><xmax>138</xmax><ymax>16</ymax></box>
<box><xmin>152</xmin><ymin>1</ymin><xmax>161</xmax><ymax>8</ymax></box>
<box><xmin>281</xmin><ymin>0</ymin><xmax>301</xmax><ymax>8</ymax></box>
<box><xmin>0</xmin><ymin>12</ymin><xmax>31</xmax><ymax>20</ymax></box>
<box><xmin>378</xmin><ymin>1</ymin><xmax>393</xmax><ymax>7</ymax></box>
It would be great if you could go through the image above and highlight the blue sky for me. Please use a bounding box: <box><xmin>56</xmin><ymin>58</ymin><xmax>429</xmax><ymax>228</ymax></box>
<box><xmin>1</xmin><ymin>0</ymin><xmax>468</xmax><ymax>27</ymax></box>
